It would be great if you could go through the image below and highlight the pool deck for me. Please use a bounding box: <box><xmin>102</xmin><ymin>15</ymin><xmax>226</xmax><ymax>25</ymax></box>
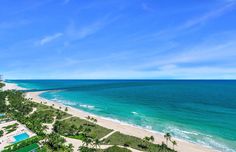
<box><xmin>0</xmin><ymin>120</ymin><xmax>36</xmax><ymax>151</ymax></box>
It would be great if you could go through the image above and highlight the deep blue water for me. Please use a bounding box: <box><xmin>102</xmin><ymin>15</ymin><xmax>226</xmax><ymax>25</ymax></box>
<box><xmin>7</xmin><ymin>80</ymin><xmax>236</xmax><ymax>151</ymax></box>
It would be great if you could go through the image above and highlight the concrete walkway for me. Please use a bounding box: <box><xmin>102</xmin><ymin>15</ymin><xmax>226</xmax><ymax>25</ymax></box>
<box><xmin>58</xmin><ymin>116</ymin><xmax>74</xmax><ymax>121</ymax></box>
<box><xmin>65</xmin><ymin>136</ymin><xmax>143</xmax><ymax>152</ymax></box>
<box><xmin>99</xmin><ymin>130</ymin><xmax>116</xmax><ymax>141</ymax></box>
<box><xmin>28</xmin><ymin>107</ymin><xmax>37</xmax><ymax>116</ymax></box>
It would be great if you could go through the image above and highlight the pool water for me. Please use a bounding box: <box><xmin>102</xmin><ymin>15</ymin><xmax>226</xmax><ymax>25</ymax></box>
<box><xmin>14</xmin><ymin>133</ymin><xmax>29</xmax><ymax>143</ymax></box>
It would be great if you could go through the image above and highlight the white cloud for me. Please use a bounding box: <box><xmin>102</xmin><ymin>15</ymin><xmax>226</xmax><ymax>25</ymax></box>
<box><xmin>65</xmin><ymin>21</ymin><xmax>105</xmax><ymax>40</ymax></box>
<box><xmin>39</xmin><ymin>66</ymin><xmax>236</xmax><ymax>79</ymax></box>
<box><xmin>149</xmin><ymin>66</ymin><xmax>236</xmax><ymax>79</ymax></box>
<box><xmin>142</xmin><ymin>3</ymin><xmax>155</xmax><ymax>12</ymax></box>
<box><xmin>38</xmin><ymin>33</ymin><xmax>63</xmax><ymax>46</ymax></box>
<box><xmin>126</xmin><ymin>30</ymin><xmax>236</xmax><ymax>79</ymax></box>
<box><xmin>63</xmin><ymin>0</ymin><xmax>70</xmax><ymax>4</ymax></box>
<box><xmin>180</xmin><ymin>1</ymin><xmax>236</xmax><ymax>29</ymax></box>
<box><xmin>131</xmin><ymin>0</ymin><xmax>236</xmax><ymax>43</ymax></box>
<box><xmin>0</xmin><ymin>20</ymin><xmax>30</xmax><ymax>29</ymax></box>
<box><xmin>64</xmin><ymin>15</ymin><xmax>120</xmax><ymax>42</ymax></box>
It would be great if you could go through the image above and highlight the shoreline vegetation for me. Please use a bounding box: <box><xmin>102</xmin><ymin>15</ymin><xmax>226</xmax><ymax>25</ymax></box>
<box><xmin>1</xmin><ymin>82</ymin><xmax>215</xmax><ymax>152</ymax></box>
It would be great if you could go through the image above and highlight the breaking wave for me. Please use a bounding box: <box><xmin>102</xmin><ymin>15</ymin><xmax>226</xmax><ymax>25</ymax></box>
<box><xmin>79</xmin><ymin>104</ymin><xmax>95</xmax><ymax>110</ymax></box>
<box><xmin>163</xmin><ymin>126</ymin><xmax>235</xmax><ymax>152</ymax></box>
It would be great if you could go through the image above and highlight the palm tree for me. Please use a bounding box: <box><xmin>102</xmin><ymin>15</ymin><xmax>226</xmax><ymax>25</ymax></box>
<box><xmin>46</xmin><ymin>133</ymin><xmax>66</xmax><ymax>150</ymax></box>
<box><xmin>93</xmin><ymin>118</ymin><xmax>97</xmax><ymax>123</ymax></box>
<box><xmin>78</xmin><ymin>125</ymin><xmax>83</xmax><ymax>132</ymax></box>
<box><xmin>84</xmin><ymin>128</ymin><xmax>91</xmax><ymax>133</ymax></box>
<box><xmin>68</xmin><ymin>143</ymin><xmax>74</xmax><ymax>151</ymax></box>
<box><xmin>158</xmin><ymin>142</ymin><xmax>168</xmax><ymax>152</ymax></box>
<box><xmin>143</xmin><ymin>136</ymin><xmax>150</xmax><ymax>142</ymax></box>
<box><xmin>42</xmin><ymin>125</ymin><xmax>49</xmax><ymax>131</ymax></box>
<box><xmin>93</xmin><ymin>139</ymin><xmax>101</xmax><ymax>149</ymax></box>
<box><xmin>164</xmin><ymin>133</ymin><xmax>171</xmax><ymax>146</ymax></box>
<box><xmin>82</xmin><ymin>137</ymin><xmax>93</xmax><ymax>147</ymax></box>
<box><xmin>172</xmin><ymin>140</ymin><xmax>177</xmax><ymax>150</ymax></box>
<box><xmin>143</xmin><ymin>136</ymin><xmax>154</xmax><ymax>144</ymax></box>
<box><xmin>150</xmin><ymin>136</ymin><xmax>154</xmax><ymax>142</ymax></box>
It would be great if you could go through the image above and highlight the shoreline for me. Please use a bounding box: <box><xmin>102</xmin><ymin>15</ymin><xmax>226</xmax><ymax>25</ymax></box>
<box><xmin>2</xmin><ymin>82</ymin><xmax>26</xmax><ymax>91</ymax></box>
<box><xmin>3</xmin><ymin>82</ymin><xmax>216</xmax><ymax>152</ymax></box>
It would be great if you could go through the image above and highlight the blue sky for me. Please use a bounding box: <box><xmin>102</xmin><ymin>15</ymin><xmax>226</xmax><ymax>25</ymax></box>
<box><xmin>0</xmin><ymin>0</ymin><xmax>236</xmax><ymax>79</ymax></box>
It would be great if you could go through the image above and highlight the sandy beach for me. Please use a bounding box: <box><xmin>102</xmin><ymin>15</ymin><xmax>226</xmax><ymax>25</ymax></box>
<box><xmin>2</xmin><ymin>82</ymin><xmax>26</xmax><ymax>91</ymax></box>
<box><xmin>3</xmin><ymin>82</ymin><xmax>216</xmax><ymax>152</ymax></box>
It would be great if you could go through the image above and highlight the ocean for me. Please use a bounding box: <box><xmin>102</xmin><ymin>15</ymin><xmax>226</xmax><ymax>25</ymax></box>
<box><xmin>6</xmin><ymin>80</ymin><xmax>236</xmax><ymax>152</ymax></box>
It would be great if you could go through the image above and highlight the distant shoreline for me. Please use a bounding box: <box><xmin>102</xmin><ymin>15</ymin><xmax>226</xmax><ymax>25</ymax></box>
<box><xmin>3</xmin><ymin>82</ymin><xmax>215</xmax><ymax>152</ymax></box>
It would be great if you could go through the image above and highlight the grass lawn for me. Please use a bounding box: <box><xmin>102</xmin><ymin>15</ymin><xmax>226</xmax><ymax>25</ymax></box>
<box><xmin>36</xmin><ymin>145</ymin><xmax>54</xmax><ymax>152</ymax></box>
<box><xmin>100</xmin><ymin>146</ymin><xmax>131</xmax><ymax>152</ymax></box>
<box><xmin>3</xmin><ymin>123</ymin><xmax>18</xmax><ymax>129</ymax></box>
<box><xmin>104</xmin><ymin>132</ymin><xmax>175</xmax><ymax>152</ymax></box>
<box><xmin>68</xmin><ymin>134</ymin><xmax>86</xmax><ymax>140</ymax></box>
<box><xmin>3</xmin><ymin>123</ymin><xmax>18</xmax><ymax>134</ymax></box>
<box><xmin>3</xmin><ymin>136</ymin><xmax>41</xmax><ymax>152</ymax></box>
<box><xmin>32</xmin><ymin>102</ymin><xmax>71</xmax><ymax>122</ymax></box>
<box><xmin>15</xmin><ymin>143</ymin><xmax>39</xmax><ymax>152</ymax></box>
<box><xmin>60</xmin><ymin>117</ymin><xmax>112</xmax><ymax>139</ymax></box>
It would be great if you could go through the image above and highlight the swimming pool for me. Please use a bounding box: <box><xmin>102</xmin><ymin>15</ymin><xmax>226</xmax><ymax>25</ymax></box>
<box><xmin>13</xmin><ymin>133</ymin><xmax>29</xmax><ymax>143</ymax></box>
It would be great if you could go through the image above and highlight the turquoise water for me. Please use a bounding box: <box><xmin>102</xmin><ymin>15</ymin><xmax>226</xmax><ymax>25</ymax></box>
<box><xmin>14</xmin><ymin>133</ymin><xmax>29</xmax><ymax>143</ymax></box>
<box><xmin>7</xmin><ymin>80</ymin><xmax>236</xmax><ymax>151</ymax></box>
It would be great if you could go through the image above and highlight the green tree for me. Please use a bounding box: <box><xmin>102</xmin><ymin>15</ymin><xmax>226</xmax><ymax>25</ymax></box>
<box><xmin>0</xmin><ymin>130</ymin><xmax>4</xmax><ymax>137</ymax></box>
<box><xmin>164</xmin><ymin>133</ymin><xmax>171</xmax><ymax>146</ymax></box>
<box><xmin>143</xmin><ymin>136</ymin><xmax>150</xmax><ymax>142</ymax></box>
<box><xmin>79</xmin><ymin>146</ymin><xmax>96</xmax><ymax>152</ymax></box>
<box><xmin>93</xmin><ymin>139</ymin><xmax>101</xmax><ymax>149</ymax></box>
<box><xmin>93</xmin><ymin>118</ymin><xmax>97</xmax><ymax>123</ymax></box>
<box><xmin>150</xmin><ymin>135</ymin><xmax>154</xmax><ymax>142</ymax></box>
<box><xmin>46</xmin><ymin>133</ymin><xmax>66</xmax><ymax>150</ymax></box>
<box><xmin>82</xmin><ymin>137</ymin><xmax>93</xmax><ymax>147</ymax></box>
<box><xmin>158</xmin><ymin>142</ymin><xmax>168</xmax><ymax>152</ymax></box>
<box><xmin>0</xmin><ymin>82</ymin><xmax>5</xmax><ymax>88</ymax></box>
<box><xmin>67</xmin><ymin>143</ymin><xmax>74</xmax><ymax>151</ymax></box>
<box><xmin>172</xmin><ymin>140</ymin><xmax>177</xmax><ymax>150</ymax></box>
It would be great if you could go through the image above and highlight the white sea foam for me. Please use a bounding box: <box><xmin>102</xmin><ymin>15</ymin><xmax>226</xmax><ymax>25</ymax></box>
<box><xmin>163</xmin><ymin>126</ymin><xmax>191</xmax><ymax>140</ymax></box>
<box><xmin>197</xmin><ymin>137</ymin><xmax>235</xmax><ymax>152</ymax></box>
<box><xmin>131</xmin><ymin>111</ymin><xmax>138</xmax><ymax>115</ymax></box>
<box><xmin>181</xmin><ymin>130</ymin><xmax>200</xmax><ymax>136</ymax></box>
<box><xmin>145</xmin><ymin>125</ymin><xmax>153</xmax><ymax>130</ymax></box>
<box><xmin>51</xmin><ymin>98</ymin><xmax>77</xmax><ymax>106</ymax></box>
<box><xmin>208</xmin><ymin>138</ymin><xmax>235</xmax><ymax>152</ymax></box>
<box><xmin>79</xmin><ymin>104</ymin><xmax>95</xmax><ymax>110</ymax></box>
<box><xmin>51</xmin><ymin>98</ymin><xmax>58</xmax><ymax>101</ymax></box>
<box><xmin>100</xmin><ymin>116</ymin><xmax>162</xmax><ymax>135</ymax></box>
<box><xmin>163</xmin><ymin>126</ymin><xmax>235</xmax><ymax>152</ymax></box>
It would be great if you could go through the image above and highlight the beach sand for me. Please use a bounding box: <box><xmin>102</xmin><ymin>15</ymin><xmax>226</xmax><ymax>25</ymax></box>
<box><xmin>3</xmin><ymin>82</ymin><xmax>216</xmax><ymax>152</ymax></box>
<box><xmin>2</xmin><ymin>82</ymin><xmax>25</xmax><ymax>91</ymax></box>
